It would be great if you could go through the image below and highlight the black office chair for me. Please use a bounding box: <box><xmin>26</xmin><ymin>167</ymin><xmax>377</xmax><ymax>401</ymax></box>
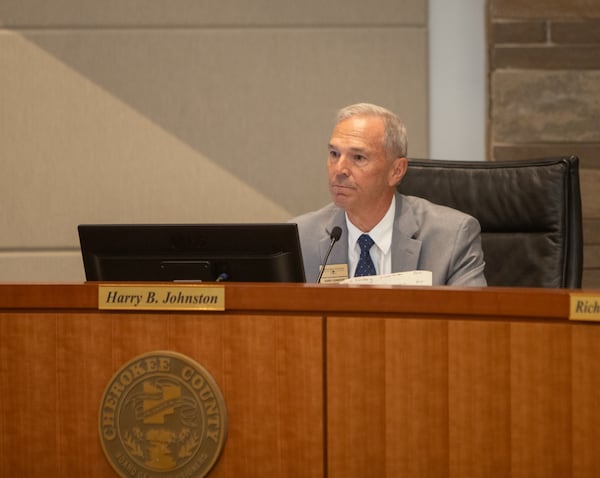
<box><xmin>397</xmin><ymin>156</ymin><xmax>583</xmax><ymax>288</ymax></box>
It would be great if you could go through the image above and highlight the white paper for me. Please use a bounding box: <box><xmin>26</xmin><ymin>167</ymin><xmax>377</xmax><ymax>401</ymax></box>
<box><xmin>340</xmin><ymin>270</ymin><xmax>432</xmax><ymax>286</ymax></box>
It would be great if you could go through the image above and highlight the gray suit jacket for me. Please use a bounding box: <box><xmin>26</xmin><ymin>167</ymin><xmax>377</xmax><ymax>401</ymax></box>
<box><xmin>291</xmin><ymin>193</ymin><xmax>487</xmax><ymax>286</ymax></box>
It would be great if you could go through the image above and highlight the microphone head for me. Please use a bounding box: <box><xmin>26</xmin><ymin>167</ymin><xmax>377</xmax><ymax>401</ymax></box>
<box><xmin>330</xmin><ymin>226</ymin><xmax>342</xmax><ymax>242</ymax></box>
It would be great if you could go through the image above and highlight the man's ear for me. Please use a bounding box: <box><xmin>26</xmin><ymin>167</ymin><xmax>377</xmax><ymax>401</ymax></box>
<box><xmin>389</xmin><ymin>156</ymin><xmax>408</xmax><ymax>186</ymax></box>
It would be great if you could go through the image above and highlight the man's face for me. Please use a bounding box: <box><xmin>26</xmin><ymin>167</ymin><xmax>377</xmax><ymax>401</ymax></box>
<box><xmin>327</xmin><ymin>115</ymin><xmax>405</xmax><ymax>215</ymax></box>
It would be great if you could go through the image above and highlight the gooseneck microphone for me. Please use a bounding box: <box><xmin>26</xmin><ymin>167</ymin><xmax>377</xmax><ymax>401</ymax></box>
<box><xmin>316</xmin><ymin>226</ymin><xmax>342</xmax><ymax>283</ymax></box>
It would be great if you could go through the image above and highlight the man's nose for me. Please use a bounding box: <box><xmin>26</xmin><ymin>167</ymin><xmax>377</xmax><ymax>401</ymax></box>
<box><xmin>332</xmin><ymin>155</ymin><xmax>350</xmax><ymax>176</ymax></box>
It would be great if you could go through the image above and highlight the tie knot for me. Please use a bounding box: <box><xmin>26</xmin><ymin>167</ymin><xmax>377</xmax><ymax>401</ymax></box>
<box><xmin>357</xmin><ymin>234</ymin><xmax>374</xmax><ymax>253</ymax></box>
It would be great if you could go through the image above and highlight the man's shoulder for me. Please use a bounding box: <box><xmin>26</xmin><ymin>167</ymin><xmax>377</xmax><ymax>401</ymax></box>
<box><xmin>290</xmin><ymin>202</ymin><xmax>339</xmax><ymax>227</ymax></box>
<box><xmin>401</xmin><ymin>194</ymin><xmax>475</xmax><ymax>222</ymax></box>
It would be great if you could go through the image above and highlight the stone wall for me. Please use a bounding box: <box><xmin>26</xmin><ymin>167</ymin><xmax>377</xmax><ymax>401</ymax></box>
<box><xmin>488</xmin><ymin>0</ymin><xmax>600</xmax><ymax>287</ymax></box>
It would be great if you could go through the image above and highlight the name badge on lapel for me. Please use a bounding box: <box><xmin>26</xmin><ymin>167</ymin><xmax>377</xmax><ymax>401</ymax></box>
<box><xmin>319</xmin><ymin>264</ymin><xmax>349</xmax><ymax>283</ymax></box>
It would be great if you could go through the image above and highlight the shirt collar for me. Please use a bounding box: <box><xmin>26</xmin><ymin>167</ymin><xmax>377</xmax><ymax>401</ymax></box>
<box><xmin>346</xmin><ymin>195</ymin><xmax>395</xmax><ymax>254</ymax></box>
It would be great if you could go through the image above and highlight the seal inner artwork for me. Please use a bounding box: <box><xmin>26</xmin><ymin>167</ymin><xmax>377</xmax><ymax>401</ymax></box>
<box><xmin>123</xmin><ymin>378</ymin><xmax>202</xmax><ymax>471</ymax></box>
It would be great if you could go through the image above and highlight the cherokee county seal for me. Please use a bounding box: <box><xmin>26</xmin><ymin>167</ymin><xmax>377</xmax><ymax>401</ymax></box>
<box><xmin>99</xmin><ymin>351</ymin><xmax>227</xmax><ymax>478</ymax></box>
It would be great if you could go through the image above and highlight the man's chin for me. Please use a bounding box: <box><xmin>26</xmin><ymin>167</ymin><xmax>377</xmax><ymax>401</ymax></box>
<box><xmin>331</xmin><ymin>194</ymin><xmax>352</xmax><ymax>209</ymax></box>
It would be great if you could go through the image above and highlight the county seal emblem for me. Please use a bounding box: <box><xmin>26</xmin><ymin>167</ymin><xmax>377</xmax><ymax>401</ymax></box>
<box><xmin>99</xmin><ymin>351</ymin><xmax>227</xmax><ymax>478</ymax></box>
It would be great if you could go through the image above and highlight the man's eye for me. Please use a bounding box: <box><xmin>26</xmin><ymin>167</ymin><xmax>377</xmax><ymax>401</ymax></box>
<box><xmin>354</xmin><ymin>155</ymin><xmax>366</xmax><ymax>162</ymax></box>
<box><xmin>329</xmin><ymin>150</ymin><xmax>340</xmax><ymax>159</ymax></box>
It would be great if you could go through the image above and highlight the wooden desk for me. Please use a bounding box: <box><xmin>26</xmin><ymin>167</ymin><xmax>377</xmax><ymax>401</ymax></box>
<box><xmin>1</xmin><ymin>283</ymin><xmax>598</xmax><ymax>478</ymax></box>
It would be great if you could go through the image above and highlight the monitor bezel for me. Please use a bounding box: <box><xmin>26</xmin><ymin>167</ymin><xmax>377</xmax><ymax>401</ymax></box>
<box><xmin>78</xmin><ymin>223</ymin><xmax>306</xmax><ymax>283</ymax></box>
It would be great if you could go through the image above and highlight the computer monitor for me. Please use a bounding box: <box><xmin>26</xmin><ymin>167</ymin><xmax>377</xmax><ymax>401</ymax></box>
<box><xmin>78</xmin><ymin>223</ymin><xmax>306</xmax><ymax>282</ymax></box>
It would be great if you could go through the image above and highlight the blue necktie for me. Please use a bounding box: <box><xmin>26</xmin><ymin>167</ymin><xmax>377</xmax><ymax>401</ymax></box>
<box><xmin>355</xmin><ymin>234</ymin><xmax>376</xmax><ymax>277</ymax></box>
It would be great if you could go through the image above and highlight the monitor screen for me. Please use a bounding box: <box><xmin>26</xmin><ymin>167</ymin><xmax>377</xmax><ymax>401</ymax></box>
<box><xmin>78</xmin><ymin>223</ymin><xmax>306</xmax><ymax>282</ymax></box>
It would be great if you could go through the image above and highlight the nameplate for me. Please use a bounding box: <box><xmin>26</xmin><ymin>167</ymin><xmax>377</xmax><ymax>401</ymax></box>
<box><xmin>319</xmin><ymin>264</ymin><xmax>349</xmax><ymax>284</ymax></box>
<box><xmin>98</xmin><ymin>284</ymin><xmax>225</xmax><ymax>311</ymax></box>
<box><xmin>569</xmin><ymin>293</ymin><xmax>600</xmax><ymax>322</ymax></box>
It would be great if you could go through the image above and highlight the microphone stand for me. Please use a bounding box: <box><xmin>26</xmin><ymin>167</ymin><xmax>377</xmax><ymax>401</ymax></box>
<box><xmin>316</xmin><ymin>226</ymin><xmax>342</xmax><ymax>283</ymax></box>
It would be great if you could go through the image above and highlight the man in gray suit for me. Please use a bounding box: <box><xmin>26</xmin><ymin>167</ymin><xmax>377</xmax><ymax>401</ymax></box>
<box><xmin>291</xmin><ymin>103</ymin><xmax>486</xmax><ymax>286</ymax></box>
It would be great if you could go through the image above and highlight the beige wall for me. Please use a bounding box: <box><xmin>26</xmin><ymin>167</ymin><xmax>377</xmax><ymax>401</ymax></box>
<box><xmin>0</xmin><ymin>1</ymin><xmax>428</xmax><ymax>281</ymax></box>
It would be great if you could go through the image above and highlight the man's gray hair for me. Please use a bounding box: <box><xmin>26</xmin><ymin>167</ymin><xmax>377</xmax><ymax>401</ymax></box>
<box><xmin>336</xmin><ymin>103</ymin><xmax>408</xmax><ymax>158</ymax></box>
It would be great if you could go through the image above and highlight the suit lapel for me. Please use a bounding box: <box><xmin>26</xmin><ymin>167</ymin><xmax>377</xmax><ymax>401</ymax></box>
<box><xmin>319</xmin><ymin>208</ymin><xmax>348</xmax><ymax>267</ymax></box>
<box><xmin>391</xmin><ymin>194</ymin><xmax>422</xmax><ymax>272</ymax></box>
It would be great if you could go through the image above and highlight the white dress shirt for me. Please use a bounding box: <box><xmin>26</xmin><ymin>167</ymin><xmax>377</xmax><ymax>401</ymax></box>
<box><xmin>346</xmin><ymin>195</ymin><xmax>395</xmax><ymax>277</ymax></box>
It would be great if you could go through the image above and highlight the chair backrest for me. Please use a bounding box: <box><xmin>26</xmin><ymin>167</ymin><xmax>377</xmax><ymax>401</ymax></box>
<box><xmin>397</xmin><ymin>156</ymin><xmax>583</xmax><ymax>288</ymax></box>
